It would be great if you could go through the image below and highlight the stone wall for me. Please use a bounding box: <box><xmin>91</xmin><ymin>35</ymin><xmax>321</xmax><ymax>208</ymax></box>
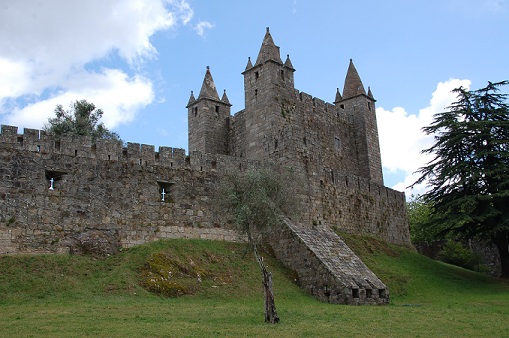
<box><xmin>0</xmin><ymin>125</ymin><xmax>410</xmax><ymax>255</ymax></box>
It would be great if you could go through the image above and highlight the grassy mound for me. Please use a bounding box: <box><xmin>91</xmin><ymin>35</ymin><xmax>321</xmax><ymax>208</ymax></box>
<box><xmin>0</xmin><ymin>235</ymin><xmax>508</xmax><ymax>337</ymax></box>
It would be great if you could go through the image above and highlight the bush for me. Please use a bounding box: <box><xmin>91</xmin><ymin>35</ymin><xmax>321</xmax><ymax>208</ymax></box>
<box><xmin>437</xmin><ymin>240</ymin><xmax>485</xmax><ymax>272</ymax></box>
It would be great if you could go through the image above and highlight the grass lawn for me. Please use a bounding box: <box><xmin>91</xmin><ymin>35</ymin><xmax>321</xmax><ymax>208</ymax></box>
<box><xmin>0</xmin><ymin>236</ymin><xmax>508</xmax><ymax>337</ymax></box>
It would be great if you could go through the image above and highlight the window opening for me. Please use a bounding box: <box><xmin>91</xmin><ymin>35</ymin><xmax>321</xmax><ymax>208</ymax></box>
<box><xmin>352</xmin><ymin>289</ymin><xmax>359</xmax><ymax>298</ymax></box>
<box><xmin>379</xmin><ymin>289</ymin><xmax>387</xmax><ymax>298</ymax></box>
<box><xmin>158</xmin><ymin>181</ymin><xmax>174</xmax><ymax>202</ymax></box>
<box><xmin>17</xmin><ymin>136</ymin><xmax>23</xmax><ymax>146</ymax></box>
<box><xmin>45</xmin><ymin>170</ymin><xmax>67</xmax><ymax>191</ymax></box>
<box><xmin>280</xmin><ymin>70</ymin><xmax>284</xmax><ymax>80</ymax></box>
<box><xmin>55</xmin><ymin>141</ymin><xmax>61</xmax><ymax>151</ymax></box>
<box><xmin>255</xmin><ymin>71</ymin><xmax>259</xmax><ymax>80</ymax></box>
<box><xmin>334</xmin><ymin>136</ymin><xmax>341</xmax><ymax>150</ymax></box>
<box><xmin>366</xmin><ymin>289</ymin><xmax>372</xmax><ymax>298</ymax></box>
<box><xmin>36</xmin><ymin>145</ymin><xmax>41</xmax><ymax>152</ymax></box>
<box><xmin>215</xmin><ymin>105</ymin><xmax>219</xmax><ymax>113</ymax></box>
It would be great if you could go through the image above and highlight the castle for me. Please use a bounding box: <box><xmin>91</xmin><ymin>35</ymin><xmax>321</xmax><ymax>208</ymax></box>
<box><xmin>0</xmin><ymin>28</ymin><xmax>410</xmax><ymax>305</ymax></box>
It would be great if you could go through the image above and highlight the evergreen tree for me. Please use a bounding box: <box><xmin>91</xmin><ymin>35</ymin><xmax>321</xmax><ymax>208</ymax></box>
<box><xmin>413</xmin><ymin>80</ymin><xmax>509</xmax><ymax>277</ymax></box>
<box><xmin>44</xmin><ymin>100</ymin><xmax>120</xmax><ymax>141</ymax></box>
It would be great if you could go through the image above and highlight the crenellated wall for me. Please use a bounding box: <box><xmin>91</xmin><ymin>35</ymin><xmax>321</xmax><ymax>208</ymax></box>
<box><xmin>0</xmin><ymin>124</ymin><xmax>409</xmax><ymax>256</ymax></box>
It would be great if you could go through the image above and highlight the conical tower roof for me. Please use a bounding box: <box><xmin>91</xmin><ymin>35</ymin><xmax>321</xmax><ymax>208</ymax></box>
<box><xmin>284</xmin><ymin>54</ymin><xmax>295</xmax><ymax>70</ymax></box>
<box><xmin>221</xmin><ymin>90</ymin><xmax>231</xmax><ymax>106</ymax></box>
<box><xmin>342</xmin><ymin>59</ymin><xmax>366</xmax><ymax>99</ymax></box>
<box><xmin>198</xmin><ymin>66</ymin><xmax>220</xmax><ymax>101</ymax></box>
<box><xmin>245</xmin><ymin>57</ymin><xmax>253</xmax><ymax>71</ymax></box>
<box><xmin>186</xmin><ymin>90</ymin><xmax>196</xmax><ymax>107</ymax></box>
<box><xmin>255</xmin><ymin>27</ymin><xmax>283</xmax><ymax>66</ymax></box>
<box><xmin>334</xmin><ymin>88</ymin><xmax>342</xmax><ymax>103</ymax></box>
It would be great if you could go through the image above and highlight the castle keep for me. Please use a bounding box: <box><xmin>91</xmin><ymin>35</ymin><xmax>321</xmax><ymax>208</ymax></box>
<box><xmin>0</xmin><ymin>28</ymin><xmax>410</xmax><ymax>305</ymax></box>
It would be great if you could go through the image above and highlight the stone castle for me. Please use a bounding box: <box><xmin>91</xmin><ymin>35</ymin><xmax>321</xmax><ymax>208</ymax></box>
<box><xmin>0</xmin><ymin>28</ymin><xmax>410</xmax><ymax>305</ymax></box>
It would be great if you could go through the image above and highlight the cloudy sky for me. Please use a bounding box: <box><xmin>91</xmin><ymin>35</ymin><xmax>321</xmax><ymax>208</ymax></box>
<box><xmin>1</xmin><ymin>0</ymin><xmax>508</xmax><ymax>196</ymax></box>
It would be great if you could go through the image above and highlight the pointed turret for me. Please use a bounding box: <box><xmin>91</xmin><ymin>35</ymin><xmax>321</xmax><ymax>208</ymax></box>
<box><xmin>284</xmin><ymin>54</ymin><xmax>294</xmax><ymax>70</ymax></box>
<box><xmin>198</xmin><ymin>66</ymin><xmax>220</xmax><ymax>101</ymax></box>
<box><xmin>221</xmin><ymin>89</ymin><xmax>231</xmax><ymax>106</ymax></box>
<box><xmin>342</xmin><ymin>59</ymin><xmax>366</xmax><ymax>99</ymax></box>
<box><xmin>255</xmin><ymin>27</ymin><xmax>283</xmax><ymax>66</ymax></box>
<box><xmin>186</xmin><ymin>90</ymin><xmax>196</xmax><ymax>107</ymax></box>
<box><xmin>367</xmin><ymin>86</ymin><xmax>375</xmax><ymax>100</ymax></box>
<box><xmin>245</xmin><ymin>57</ymin><xmax>253</xmax><ymax>71</ymax></box>
<box><xmin>334</xmin><ymin>88</ymin><xmax>342</xmax><ymax>104</ymax></box>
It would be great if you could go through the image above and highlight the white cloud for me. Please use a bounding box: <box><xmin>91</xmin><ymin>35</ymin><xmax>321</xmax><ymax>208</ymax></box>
<box><xmin>377</xmin><ymin>79</ymin><xmax>471</xmax><ymax>196</ymax></box>
<box><xmin>194</xmin><ymin>21</ymin><xmax>215</xmax><ymax>37</ymax></box>
<box><xmin>0</xmin><ymin>0</ymin><xmax>197</xmax><ymax>131</ymax></box>
<box><xmin>4</xmin><ymin>69</ymin><xmax>154</xmax><ymax>130</ymax></box>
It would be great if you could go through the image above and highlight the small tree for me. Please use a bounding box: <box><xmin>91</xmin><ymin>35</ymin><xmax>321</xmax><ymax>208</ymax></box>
<box><xmin>220</xmin><ymin>167</ymin><xmax>298</xmax><ymax>323</ymax></box>
<box><xmin>412</xmin><ymin>80</ymin><xmax>509</xmax><ymax>277</ymax></box>
<box><xmin>44</xmin><ymin>100</ymin><xmax>120</xmax><ymax>141</ymax></box>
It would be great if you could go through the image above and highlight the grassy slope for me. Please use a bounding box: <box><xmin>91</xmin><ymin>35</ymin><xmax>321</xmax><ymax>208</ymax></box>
<box><xmin>0</xmin><ymin>236</ymin><xmax>508</xmax><ymax>337</ymax></box>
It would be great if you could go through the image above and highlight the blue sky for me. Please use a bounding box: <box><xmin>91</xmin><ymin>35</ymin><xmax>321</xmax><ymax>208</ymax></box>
<box><xmin>1</xmin><ymin>0</ymin><xmax>508</xmax><ymax>196</ymax></box>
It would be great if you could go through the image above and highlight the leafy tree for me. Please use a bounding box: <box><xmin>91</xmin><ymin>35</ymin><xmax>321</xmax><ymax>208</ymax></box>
<box><xmin>219</xmin><ymin>167</ymin><xmax>298</xmax><ymax>323</ymax></box>
<box><xmin>44</xmin><ymin>100</ymin><xmax>120</xmax><ymax>141</ymax></box>
<box><xmin>412</xmin><ymin>80</ymin><xmax>509</xmax><ymax>277</ymax></box>
<box><xmin>406</xmin><ymin>195</ymin><xmax>433</xmax><ymax>244</ymax></box>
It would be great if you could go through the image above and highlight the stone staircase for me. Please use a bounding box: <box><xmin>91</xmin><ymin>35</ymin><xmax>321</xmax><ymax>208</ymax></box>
<box><xmin>267</xmin><ymin>218</ymin><xmax>389</xmax><ymax>305</ymax></box>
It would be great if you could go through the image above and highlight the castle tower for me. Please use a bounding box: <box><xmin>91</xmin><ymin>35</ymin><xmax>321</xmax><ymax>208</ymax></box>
<box><xmin>241</xmin><ymin>27</ymin><xmax>296</xmax><ymax>159</ymax></box>
<box><xmin>339</xmin><ymin>59</ymin><xmax>383</xmax><ymax>184</ymax></box>
<box><xmin>187</xmin><ymin>67</ymin><xmax>231</xmax><ymax>155</ymax></box>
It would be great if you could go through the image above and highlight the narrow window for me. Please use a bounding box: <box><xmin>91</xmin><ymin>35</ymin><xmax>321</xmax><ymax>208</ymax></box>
<box><xmin>368</xmin><ymin>102</ymin><xmax>371</xmax><ymax>110</ymax></box>
<box><xmin>108</xmin><ymin>155</ymin><xmax>111</xmax><ymax>160</ymax></box>
<box><xmin>280</xmin><ymin>70</ymin><xmax>284</xmax><ymax>80</ymax></box>
<box><xmin>352</xmin><ymin>289</ymin><xmax>359</xmax><ymax>298</ymax></box>
<box><xmin>55</xmin><ymin>141</ymin><xmax>61</xmax><ymax>151</ymax></box>
<box><xmin>36</xmin><ymin>145</ymin><xmax>41</xmax><ymax>152</ymax></box>
<box><xmin>74</xmin><ymin>150</ymin><xmax>78</xmax><ymax>157</ymax></box>
<box><xmin>194</xmin><ymin>107</ymin><xmax>198</xmax><ymax>117</ymax></box>
<box><xmin>215</xmin><ymin>105</ymin><xmax>219</xmax><ymax>113</ymax></box>
<box><xmin>255</xmin><ymin>71</ymin><xmax>259</xmax><ymax>80</ymax></box>
<box><xmin>158</xmin><ymin>181</ymin><xmax>174</xmax><ymax>203</ymax></box>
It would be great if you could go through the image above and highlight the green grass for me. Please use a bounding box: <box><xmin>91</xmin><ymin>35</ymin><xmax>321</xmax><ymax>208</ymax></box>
<box><xmin>1</xmin><ymin>236</ymin><xmax>508</xmax><ymax>337</ymax></box>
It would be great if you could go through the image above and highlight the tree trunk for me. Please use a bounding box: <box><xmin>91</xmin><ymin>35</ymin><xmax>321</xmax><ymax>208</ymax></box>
<box><xmin>254</xmin><ymin>248</ymin><xmax>280</xmax><ymax>323</ymax></box>
<box><xmin>493</xmin><ymin>232</ymin><xmax>509</xmax><ymax>278</ymax></box>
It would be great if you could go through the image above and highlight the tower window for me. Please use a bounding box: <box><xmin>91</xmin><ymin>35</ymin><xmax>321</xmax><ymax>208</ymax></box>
<box><xmin>280</xmin><ymin>70</ymin><xmax>284</xmax><ymax>80</ymax></box>
<box><xmin>334</xmin><ymin>136</ymin><xmax>341</xmax><ymax>150</ymax></box>
<box><xmin>194</xmin><ymin>107</ymin><xmax>198</xmax><ymax>117</ymax></box>
<box><xmin>255</xmin><ymin>71</ymin><xmax>259</xmax><ymax>80</ymax></box>
<box><xmin>215</xmin><ymin>105</ymin><xmax>219</xmax><ymax>113</ymax></box>
<box><xmin>340</xmin><ymin>104</ymin><xmax>345</xmax><ymax>109</ymax></box>
<box><xmin>368</xmin><ymin>102</ymin><xmax>371</xmax><ymax>110</ymax></box>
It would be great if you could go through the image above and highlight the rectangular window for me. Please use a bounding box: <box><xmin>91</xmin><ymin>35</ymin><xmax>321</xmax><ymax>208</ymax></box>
<box><xmin>334</xmin><ymin>136</ymin><xmax>341</xmax><ymax>150</ymax></box>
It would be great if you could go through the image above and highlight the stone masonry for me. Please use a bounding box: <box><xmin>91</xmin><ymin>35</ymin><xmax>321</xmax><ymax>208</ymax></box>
<box><xmin>0</xmin><ymin>28</ymin><xmax>410</xmax><ymax>305</ymax></box>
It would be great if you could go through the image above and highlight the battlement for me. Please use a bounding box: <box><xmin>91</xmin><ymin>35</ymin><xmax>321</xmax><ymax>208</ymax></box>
<box><xmin>0</xmin><ymin>125</ymin><xmax>266</xmax><ymax>173</ymax></box>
